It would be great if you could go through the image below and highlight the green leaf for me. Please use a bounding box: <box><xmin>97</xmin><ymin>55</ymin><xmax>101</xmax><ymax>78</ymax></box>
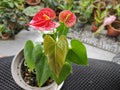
<box><xmin>43</xmin><ymin>33</ymin><xmax>57</xmax><ymax>41</ymax></box>
<box><xmin>52</xmin><ymin>62</ymin><xmax>72</xmax><ymax>85</ymax></box>
<box><xmin>35</xmin><ymin>54</ymin><xmax>51</xmax><ymax>87</ymax></box>
<box><xmin>59</xmin><ymin>4</ymin><xmax>66</xmax><ymax>10</ymax></box>
<box><xmin>32</xmin><ymin>43</ymin><xmax>43</xmax><ymax>63</ymax></box>
<box><xmin>23</xmin><ymin>6</ymin><xmax>42</xmax><ymax>17</ymax></box>
<box><xmin>101</xmin><ymin>10</ymin><xmax>108</xmax><ymax>19</ymax></box>
<box><xmin>24</xmin><ymin>40</ymin><xmax>35</xmax><ymax>71</ymax></box>
<box><xmin>14</xmin><ymin>2</ymin><xmax>19</xmax><ymax>8</ymax></box>
<box><xmin>95</xmin><ymin>14</ymin><xmax>102</xmax><ymax>24</ymax></box>
<box><xmin>8</xmin><ymin>2</ymin><xmax>14</xmax><ymax>8</ymax></box>
<box><xmin>44</xmin><ymin>35</ymin><xmax>68</xmax><ymax>77</ymax></box>
<box><xmin>67</xmin><ymin>40</ymin><xmax>88</xmax><ymax>65</ymax></box>
<box><xmin>57</xmin><ymin>22</ymin><xmax>69</xmax><ymax>37</ymax></box>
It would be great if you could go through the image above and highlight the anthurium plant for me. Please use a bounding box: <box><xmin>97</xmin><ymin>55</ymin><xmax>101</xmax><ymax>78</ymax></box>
<box><xmin>24</xmin><ymin>8</ymin><xmax>88</xmax><ymax>87</ymax></box>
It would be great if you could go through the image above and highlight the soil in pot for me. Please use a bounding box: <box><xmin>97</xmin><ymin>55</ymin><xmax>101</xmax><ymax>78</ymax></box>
<box><xmin>107</xmin><ymin>21</ymin><xmax>120</xmax><ymax>37</ymax></box>
<box><xmin>112</xmin><ymin>23</ymin><xmax>120</xmax><ymax>29</ymax></box>
<box><xmin>21</xmin><ymin>60</ymin><xmax>54</xmax><ymax>87</ymax></box>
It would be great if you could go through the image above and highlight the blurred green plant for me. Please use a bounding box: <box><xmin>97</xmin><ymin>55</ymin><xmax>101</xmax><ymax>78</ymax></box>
<box><xmin>0</xmin><ymin>24</ymin><xmax>13</xmax><ymax>37</ymax></box>
<box><xmin>94</xmin><ymin>3</ymin><xmax>108</xmax><ymax>26</ymax></box>
<box><xmin>0</xmin><ymin>0</ymin><xmax>25</xmax><ymax>10</ymax></box>
<box><xmin>43</xmin><ymin>0</ymin><xmax>73</xmax><ymax>12</ymax></box>
<box><xmin>43</xmin><ymin>0</ymin><xmax>59</xmax><ymax>11</ymax></box>
<box><xmin>58</xmin><ymin>0</ymin><xmax>73</xmax><ymax>10</ymax></box>
<box><xmin>23</xmin><ymin>6</ymin><xmax>43</xmax><ymax>17</ymax></box>
<box><xmin>114</xmin><ymin>4</ymin><xmax>120</xmax><ymax>20</ymax></box>
<box><xmin>43</xmin><ymin>0</ymin><xmax>94</xmax><ymax>22</ymax></box>
<box><xmin>72</xmin><ymin>0</ymin><xmax>94</xmax><ymax>23</ymax></box>
<box><xmin>0</xmin><ymin>0</ymin><xmax>30</xmax><ymax>37</ymax></box>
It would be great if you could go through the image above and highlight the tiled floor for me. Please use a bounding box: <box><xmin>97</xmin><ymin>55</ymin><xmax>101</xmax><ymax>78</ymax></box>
<box><xmin>0</xmin><ymin>29</ymin><xmax>116</xmax><ymax>61</ymax></box>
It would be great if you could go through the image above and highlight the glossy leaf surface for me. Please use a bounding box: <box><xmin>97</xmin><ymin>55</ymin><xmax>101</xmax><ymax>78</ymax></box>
<box><xmin>35</xmin><ymin>53</ymin><xmax>51</xmax><ymax>87</ymax></box>
<box><xmin>24</xmin><ymin>40</ymin><xmax>34</xmax><ymax>71</ymax></box>
<box><xmin>52</xmin><ymin>62</ymin><xmax>72</xmax><ymax>85</ymax></box>
<box><xmin>67</xmin><ymin>40</ymin><xmax>88</xmax><ymax>65</ymax></box>
<box><xmin>44</xmin><ymin>35</ymin><xmax>68</xmax><ymax>77</ymax></box>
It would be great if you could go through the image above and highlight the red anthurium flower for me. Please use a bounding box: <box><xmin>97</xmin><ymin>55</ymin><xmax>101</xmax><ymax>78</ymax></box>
<box><xmin>29</xmin><ymin>8</ymin><xmax>59</xmax><ymax>31</ymax></box>
<box><xmin>59</xmin><ymin>10</ymin><xmax>76</xmax><ymax>27</ymax></box>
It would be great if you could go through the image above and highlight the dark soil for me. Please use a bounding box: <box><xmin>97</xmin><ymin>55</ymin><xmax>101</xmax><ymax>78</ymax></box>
<box><xmin>21</xmin><ymin>61</ymin><xmax>53</xmax><ymax>87</ymax></box>
<box><xmin>112</xmin><ymin>22</ymin><xmax>120</xmax><ymax>30</ymax></box>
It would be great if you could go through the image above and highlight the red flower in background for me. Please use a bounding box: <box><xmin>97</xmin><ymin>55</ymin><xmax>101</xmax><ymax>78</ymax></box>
<box><xmin>29</xmin><ymin>8</ymin><xmax>59</xmax><ymax>31</ymax></box>
<box><xmin>59</xmin><ymin>10</ymin><xmax>76</xmax><ymax>27</ymax></box>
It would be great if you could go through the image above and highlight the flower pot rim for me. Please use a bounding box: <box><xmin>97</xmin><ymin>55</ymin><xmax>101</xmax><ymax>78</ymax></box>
<box><xmin>26</xmin><ymin>0</ymin><xmax>41</xmax><ymax>5</ymax></box>
<box><xmin>93</xmin><ymin>1</ymin><xmax>106</xmax><ymax>9</ymax></box>
<box><xmin>78</xmin><ymin>16</ymin><xmax>88</xmax><ymax>23</ymax></box>
<box><xmin>1</xmin><ymin>33</ymin><xmax>10</xmax><ymax>40</ymax></box>
<box><xmin>108</xmin><ymin>21</ymin><xmax>120</xmax><ymax>32</ymax></box>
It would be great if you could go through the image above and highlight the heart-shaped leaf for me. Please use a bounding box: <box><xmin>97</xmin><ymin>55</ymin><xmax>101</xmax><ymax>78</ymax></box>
<box><xmin>32</xmin><ymin>43</ymin><xmax>43</xmax><ymax>62</ymax></box>
<box><xmin>67</xmin><ymin>39</ymin><xmax>88</xmax><ymax>65</ymax></box>
<box><xmin>33</xmin><ymin>43</ymin><xmax>51</xmax><ymax>87</ymax></box>
<box><xmin>35</xmin><ymin>53</ymin><xmax>51</xmax><ymax>87</ymax></box>
<box><xmin>44</xmin><ymin>35</ymin><xmax>68</xmax><ymax>77</ymax></box>
<box><xmin>52</xmin><ymin>62</ymin><xmax>72</xmax><ymax>85</ymax></box>
<box><xmin>24</xmin><ymin>40</ymin><xmax>34</xmax><ymax>71</ymax></box>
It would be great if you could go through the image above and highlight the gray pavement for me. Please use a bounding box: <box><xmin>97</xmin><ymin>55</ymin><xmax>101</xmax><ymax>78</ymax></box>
<box><xmin>0</xmin><ymin>29</ymin><xmax>116</xmax><ymax>61</ymax></box>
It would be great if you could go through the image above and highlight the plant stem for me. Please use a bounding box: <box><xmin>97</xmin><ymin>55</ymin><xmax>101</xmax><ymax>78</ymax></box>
<box><xmin>53</xmin><ymin>29</ymin><xmax>56</xmax><ymax>41</ymax></box>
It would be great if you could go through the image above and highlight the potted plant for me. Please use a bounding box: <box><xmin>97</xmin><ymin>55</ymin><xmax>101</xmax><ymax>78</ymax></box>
<box><xmin>11</xmin><ymin>8</ymin><xmax>88</xmax><ymax>90</ymax></box>
<box><xmin>105</xmin><ymin>4</ymin><xmax>120</xmax><ymax>37</ymax></box>
<box><xmin>0</xmin><ymin>0</ymin><xmax>30</xmax><ymax>38</ymax></box>
<box><xmin>107</xmin><ymin>21</ymin><xmax>120</xmax><ymax>37</ymax></box>
<box><xmin>92</xmin><ymin>3</ymin><xmax>108</xmax><ymax>32</ymax></box>
<box><xmin>77</xmin><ymin>16</ymin><xmax>88</xmax><ymax>28</ymax></box>
<box><xmin>0</xmin><ymin>24</ymin><xmax>13</xmax><ymax>40</ymax></box>
<box><xmin>93</xmin><ymin>0</ymin><xmax>106</xmax><ymax>11</ymax></box>
<box><xmin>94</xmin><ymin>15</ymin><xmax>116</xmax><ymax>36</ymax></box>
<box><xmin>73</xmin><ymin>0</ymin><xmax>94</xmax><ymax>28</ymax></box>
